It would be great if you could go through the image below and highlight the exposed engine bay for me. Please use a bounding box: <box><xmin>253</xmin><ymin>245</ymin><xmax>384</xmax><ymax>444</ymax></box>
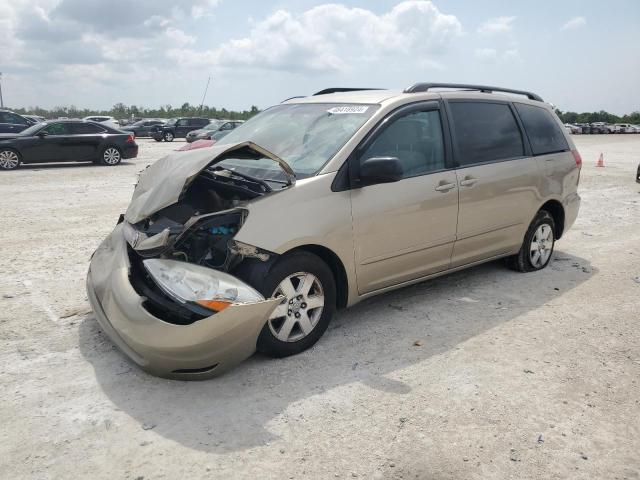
<box><xmin>127</xmin><ymin>148</ymin><xmax>290</xmax><ymax>271</ymax></box>
<box><xmin>120</xmin><ymin>144</ymin><xmax>293</xmax><ymax>325</ymax></box>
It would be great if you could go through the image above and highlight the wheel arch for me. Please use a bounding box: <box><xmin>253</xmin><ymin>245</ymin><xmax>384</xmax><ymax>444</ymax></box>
<box><xmin>286</xmin><ymin>244</ymin><xmax>349</xmax><ymax>310</ymax></box>
<box><xmin>539</xmin><ymin>199</ymin><xmax>565</xmax><ymax>239</ymax></box>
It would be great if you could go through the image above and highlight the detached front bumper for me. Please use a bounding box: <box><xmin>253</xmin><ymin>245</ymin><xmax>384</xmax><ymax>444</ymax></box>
<box><xmin>86</xmin><ymin>223</ymin><xmax>280</xmax><ymax>380</ymax></box>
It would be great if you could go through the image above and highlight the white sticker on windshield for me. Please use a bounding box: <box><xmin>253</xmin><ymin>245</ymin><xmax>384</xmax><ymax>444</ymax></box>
<box><xmin>327</xmin><ymin>106</ymin><xmax>369</xmax><ymax>115</ymax></box>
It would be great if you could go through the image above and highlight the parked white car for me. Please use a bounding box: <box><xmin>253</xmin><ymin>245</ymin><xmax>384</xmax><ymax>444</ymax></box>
<box><xmin>615</xmin><ymin>123</ymin><xmax>635</xmax><ymax>133</ymax></box>
<box><xmin>83</xmin><ymin>116</ymin><xmax>120</xmax><ymax>129</ymax></box>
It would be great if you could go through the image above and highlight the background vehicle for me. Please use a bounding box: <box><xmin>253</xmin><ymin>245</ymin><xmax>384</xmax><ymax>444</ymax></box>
<box><xmin>83</xmin><ymin>116</ymin><xmax>120</xmax><ymax>129</ymax></box>
<box><xmin>177</xmin><ymin>130</ymin><xmax>232</xmax><ymax>151</ymax></box>
<box><xmin>575</xmin><ymin>123</ymin><xmax>591</xmax><ymax>134</ymax></box>
<box><xmin>88</xmin><ymin>83</ymin><xmax>582</xmax><ymax>378</ymax></box>
<box><xmin>120</xmin><ymin>119</ymin><xmax>166</xmax><ymax>137</ymax></box>
<box><xmin>564</xmin><ymin>123</ymin><xmax>581</xmax><ymax>134</ymax></box>
<box><xmin>0</xmin><ymin>110</ymin><xmax>35</xmax><ymax>134</ymax></box>
<box><xmin>23</xmin><ymin>114</ymin><xmax>46</xmax><ymax>124</ymax></box>
<box><xmin>0</xmin><ymin>120</ymin><xmax>138</xmax><ymax>170</ymax></box>
<box><xmin>590</xmin><ymin>122</ymin><xmax>608</xmax><ymax>134</ymax></box>
<box><xmin>186</xmin><ymin>120</ymin><xmax>244</xmax><ymax>142</ymax></box>
<box><xmin>151</xmin><ymin>117</ymin><xmax>210</xmax><ymax>142</ymax></box>
<box><xmin>616</xmin><ymin>123</ymin><xmax>635</xmax><ymax>133</ymax></box>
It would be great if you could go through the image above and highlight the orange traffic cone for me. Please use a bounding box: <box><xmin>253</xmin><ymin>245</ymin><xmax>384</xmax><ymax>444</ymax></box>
<box><xmin>596</xmin><ymin>153</ymin><xmax>604</xmax><ymax>167</ymax></box>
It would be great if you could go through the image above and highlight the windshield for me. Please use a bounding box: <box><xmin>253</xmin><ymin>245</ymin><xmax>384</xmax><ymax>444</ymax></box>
<box><xmin>204</xmin><ymin>120</ymin><xmax>223</xmax><ymax>130</ymax></box>
<box><xmin>217</xmin><ymin>103</ymin><xmax>378</xmax><ymax>178</ymax></box>
<box><xmin>165</xmin><ymin>118</ymin><xmax>177</xmax><ymax>126</ymax></box>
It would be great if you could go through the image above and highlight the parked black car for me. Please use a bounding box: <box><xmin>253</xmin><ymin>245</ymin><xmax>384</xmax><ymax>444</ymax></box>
<box><xmin>0</xmin><ymin>109</ymin><xmax>36</xmax><ymax>134</ymax></box>
<box><xmin>0</xmin><ymin>120</ymin><xmax>138</xmax><ymax>170</ymax></box>
<box><xmin>151</xmin><ymin>117</ymin><xmax>210</xmax><ymax>142</ymax></box>
<box><xmin>120</xmin><ymin>119</ymin><xmax>166</xmax><ymax>137</ymax></box>
<box><xmin>185</xmin><ymin>120</ymin><xmax>244</xmax><ymax>142</ymax></box>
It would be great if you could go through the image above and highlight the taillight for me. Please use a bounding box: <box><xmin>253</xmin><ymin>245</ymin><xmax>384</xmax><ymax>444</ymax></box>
<box><xmin>126</xmin><ymin>134</ymin><xmax>135</xmax><ymax>143</ymax></box>
<box><xmin>571</xmin><ymin>149</ymin><xmax>582</xmax><ymax>167</ymax></box>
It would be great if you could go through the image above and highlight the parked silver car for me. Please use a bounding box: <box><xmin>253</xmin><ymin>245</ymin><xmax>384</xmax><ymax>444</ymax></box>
<box><xmin>86</xmin><ymin>83</ymin><xmax>582</xmax><ymax>379</ymax></box>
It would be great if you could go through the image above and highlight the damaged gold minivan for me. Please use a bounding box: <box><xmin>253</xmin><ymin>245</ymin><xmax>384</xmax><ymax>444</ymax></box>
<box><xmin>87</xmin><ymin>83</ymin><xmax>582</xmax><ymax>379</ymax></box>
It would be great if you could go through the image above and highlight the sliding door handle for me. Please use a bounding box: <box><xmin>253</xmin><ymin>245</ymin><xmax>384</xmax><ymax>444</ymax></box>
<box><xmin>435</xmin><ymin>182</ymin><xmax>456</xmax><ymax>192</ymax></box>
<box><xmin>459</xmin><ymin>178</ymin><xmax>478</xmax><ymax>187</ymax></box>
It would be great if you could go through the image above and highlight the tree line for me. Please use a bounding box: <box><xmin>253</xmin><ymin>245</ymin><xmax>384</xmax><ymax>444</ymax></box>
<box><xmin>555</xmin><ymin>109</ymin><xmax>640</xmax><ymax>125</ymax></box>
<box><xmin>9</xmin><ymin>102</ymin><xmax>261</xmax><ymax>121</ymax></box>
<box><xmin>7</xmin><ymin>102</ymin><xmax>640</xmax><ymax>125</ymax></box>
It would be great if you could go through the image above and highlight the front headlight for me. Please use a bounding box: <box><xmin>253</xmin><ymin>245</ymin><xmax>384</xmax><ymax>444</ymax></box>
<box><xmin>143</xmin><ymin>259</ymin><xmax>263</xmax><ymax>312</ymax></box>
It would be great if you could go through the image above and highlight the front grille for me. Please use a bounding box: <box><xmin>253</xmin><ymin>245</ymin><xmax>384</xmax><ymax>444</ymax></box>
<box><xmin>127</xmin><ymin>247</ymin><xmax>210</xmax><ymax>325</ymax></box>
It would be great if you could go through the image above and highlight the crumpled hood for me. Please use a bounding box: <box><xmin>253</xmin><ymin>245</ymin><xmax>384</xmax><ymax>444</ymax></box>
<box><xmin>124</xmin><ymin>141</ymin><xmax>294</xmax><ymax>224</ymax></box>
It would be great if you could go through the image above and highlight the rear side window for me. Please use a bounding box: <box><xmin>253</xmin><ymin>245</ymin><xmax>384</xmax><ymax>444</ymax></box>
<box><xmin>449</xmin><ymin>102</ymin><xmax>524</xmax><ymax>166</ymax></box>
<box><xmin>515</xmin><ymin>103</ymin><xmax>569</xmax><ymax>155</ymax></box>
<box><xmin>42</xmin><ymin>123</ymin><xmax>70</xmax><ymax>135</ymax></box>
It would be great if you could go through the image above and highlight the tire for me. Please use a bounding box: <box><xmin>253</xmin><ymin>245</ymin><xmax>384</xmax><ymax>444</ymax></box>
<box><xmin>248</xmin><ymin>251</ymin><xmax>336</xmax><ymax>357</ymax></box>
<box><xmin>163</xmin><ymin>132</ymin><xmax>174</xmax><ymax>142</ymax></box>
<box><xmin>0</xmin><ymin>149</ymin><xmax>21</xmax><ymax>170</ymax></box>
<box><xmin>507</xmin><ymin>210</ymin><xmax>556</xmax><ymax>272</ymax></box>
<box><xmin>100</xmin><ymin>146</ymin><xmax>122</xmax><ymax>166</ymax></box>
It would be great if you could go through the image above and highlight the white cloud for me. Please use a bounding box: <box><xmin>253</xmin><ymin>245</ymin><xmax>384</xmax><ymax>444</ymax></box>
<box><xmin>172</xmin><ymin>1</ymin><xmax>462</xmax><ymax>73</ymax></box>
<box><xmin>477</xmin><ymin>16</ymin><xmax>516</xmax><ymax>35</ymax></box>
<box><xmin>561</xmin><ymin>16</ymin><xmax>586</xmax><ymax>31</ymax></box>
<box><xmin>474</xmin><ymin>47</ymin><xmax>520</xmax><ymax>63</ymax></box>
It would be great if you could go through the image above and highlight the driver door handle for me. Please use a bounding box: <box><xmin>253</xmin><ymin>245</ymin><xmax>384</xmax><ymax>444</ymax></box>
<box><xmin>435</xmin><ymin>182</ymin><xmax>456</xmax><ymax>192</ymax></box>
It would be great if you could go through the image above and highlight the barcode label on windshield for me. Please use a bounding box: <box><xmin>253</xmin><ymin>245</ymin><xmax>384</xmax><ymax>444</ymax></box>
<box><xmin>327</xmin><ymin>106</ymin><xmax>369</xmax><ymax>114</ymax></box>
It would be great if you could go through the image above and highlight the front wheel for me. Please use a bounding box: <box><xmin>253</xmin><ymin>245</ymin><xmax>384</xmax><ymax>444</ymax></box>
<box><xmin>100</xmin><ymin>147</ymin><xmax>122</xmax><ymax>166</ymax></box>
<box><xmin>163</xmin><ymin>132</ymin><xmax>174</xmax><ymax>142</ymax></box>
<box><xmin>0</xmin><ymin>149</ymin><xmax>21</xmax><ymax>170</ymax></box>
<box><xmin>507</xmin><ymin>210</ymin><xmax>555</xmax><ymax>272</ymax></box>
<box><xmin>250</xmin><ymin>251</ymin><xmax>336</xmax><ymax>357</ymax></box>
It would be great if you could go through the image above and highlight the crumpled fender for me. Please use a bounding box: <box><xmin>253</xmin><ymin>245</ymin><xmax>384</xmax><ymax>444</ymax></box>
<box><xmin>125</xmin><ymin>141</ymin><xmax>295</xmax><ymax>225</ymax></box>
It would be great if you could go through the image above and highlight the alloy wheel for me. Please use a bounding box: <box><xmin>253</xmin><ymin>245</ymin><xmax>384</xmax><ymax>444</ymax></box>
<box><xmin>103</xmin><ymin>148</ymin><xmax>121</xmax><ymax>165</ymax></box>
<box><xmin>0</xmin><ymin>150</ymin><xmax>20</xmax><ymax>170</ymax></box>
<box><xmin>269</xmin><ymin>272</ymin><xmax>325</xmax><ymax>342</ymax></box>
<box><xmin>530</xmin><ymin>224</ymin><xmax>554</xmax><ymax>268</ymax></box>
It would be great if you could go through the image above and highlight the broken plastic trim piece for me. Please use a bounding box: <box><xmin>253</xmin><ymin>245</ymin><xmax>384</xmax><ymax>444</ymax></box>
<box><xmin>229</xmin><ymin>240</ymin><xmax>272</xmax><ymax>261</ymax></box>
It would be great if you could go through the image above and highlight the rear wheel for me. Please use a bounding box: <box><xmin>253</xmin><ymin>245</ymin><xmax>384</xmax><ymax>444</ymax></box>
<box><xmin>507</xmin><ymin>210</ymin><xmax>555</xmax><ymax>272</ymax></box>
<box><xmin>250</xmin><ymin>251</ymin><xmax>336</xmax><ymax>357</ymax></box>
<box><xmin>163</xmin><ymin>132</ymin><xmax>174</xmax><ymax>142</ymax></box>
<box><xmin>101</xmin><ymin>147</ymin><xmax>122</xmax><ymax>166</ymax></box>
<box><xmin>0</xmin><ymin>149</ymin><xmax>20</xmax><ymax>170</ymax></box>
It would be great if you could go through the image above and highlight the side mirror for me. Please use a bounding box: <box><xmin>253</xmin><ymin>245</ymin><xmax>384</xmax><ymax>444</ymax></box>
<box><xmin>37</xmin><ymin>131</ymin><xmax>48</xmax><ymax>137</ymax></box>
<box><xmin>359</xmin><ymin>156</ymin><xmax>404</xmax><ymax>186</ymax></box>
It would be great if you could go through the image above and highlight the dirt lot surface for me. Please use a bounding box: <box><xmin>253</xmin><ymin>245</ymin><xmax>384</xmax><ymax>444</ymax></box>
<box><xmin>1</xmin><ymin>136</ymin><xmax>639</xmax><ymax>479</ymax></box>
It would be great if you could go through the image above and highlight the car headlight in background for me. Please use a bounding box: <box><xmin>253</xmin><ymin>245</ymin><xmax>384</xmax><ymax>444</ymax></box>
<box><xmin>143</xmin><ymin>259</ymin><xmax>264</xmax><ymax>312</ymax></box>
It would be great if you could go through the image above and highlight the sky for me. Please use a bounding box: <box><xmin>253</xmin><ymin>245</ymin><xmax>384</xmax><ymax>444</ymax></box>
<box><xmin>1</xmin><ymin>0</ymin><xmax>639</xmax><ymax>114</ymax></box>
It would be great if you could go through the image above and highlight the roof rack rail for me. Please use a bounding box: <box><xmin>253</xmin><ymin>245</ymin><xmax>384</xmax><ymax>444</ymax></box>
<box><xmin>313</xmin><ymin>87</ymin><xmax>383</xmax><ymax>96</ymax></box>
<box><xmin>281</xmin><ymin>95</ymin><xmax>306</xmax><ymax>103</ymax></box>
<box><xmin>403</xmin><ymin>83</ymin><xmax>543</xmax><ymax>102</ymax></box>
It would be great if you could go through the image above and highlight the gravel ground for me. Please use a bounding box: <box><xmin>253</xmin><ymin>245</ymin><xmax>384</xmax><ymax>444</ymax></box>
<box><xmin>1</xmin><ymin>136</ymin><xmax>639</xmax><ymax>479</ymax></box>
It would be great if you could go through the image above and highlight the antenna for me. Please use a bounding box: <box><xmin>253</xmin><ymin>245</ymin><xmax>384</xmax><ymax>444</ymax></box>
<box><xmin>199</xmin><ymin>76</ymin><xmax>211</xmax><ymax>113</ymax></box>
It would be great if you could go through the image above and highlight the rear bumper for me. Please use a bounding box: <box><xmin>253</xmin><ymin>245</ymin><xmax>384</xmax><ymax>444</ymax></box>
<box><xmin>86</xmin><ymin>223</ymin><xmax>280</xmax><ymax>380</ymax></box>
<box><xmin>122</xmin><ymin>144</ymin><xmax>138</xmax><ymax>159</ymax></box>
<box><xmin>563</xmin><ymin>191</ymin><xmax>581</xmax><ymax>234</ymax></box>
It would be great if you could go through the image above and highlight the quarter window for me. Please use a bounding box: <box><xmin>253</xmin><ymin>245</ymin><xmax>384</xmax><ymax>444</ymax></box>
<box><xmin>514</xmin><ymin>103</ymin><xmax>569</xmax><ymax>155</ymax></box>
<box><xmin>449</xmin><ymin>102</ymin><xmax>524</xmax><ymax>166</ymax></box>
<box><xmin>361</xmin><ymin>110</ymin><xmax>445</xmax><ymax>178</ymax></box>
<box><xmin>70</xmin><ymin>123</ymin><xmax>105</xmax><ymax>134</ymax></box>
